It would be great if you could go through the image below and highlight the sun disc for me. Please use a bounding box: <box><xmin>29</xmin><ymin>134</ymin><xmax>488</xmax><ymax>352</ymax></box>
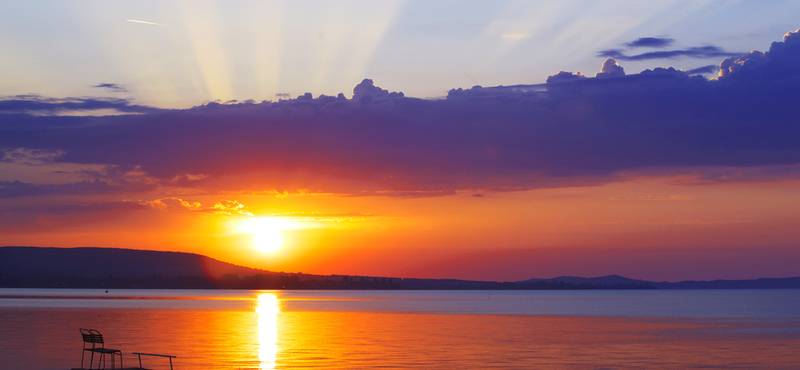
<box><xmin>239</xmin><ymin>217</ymin><xmax>296</xmax><ymax>253</ymax></box>
<box><xmin>253</xmin><ymin>230</ymin><xmax>282</xmax><ymax>253</ymax></box>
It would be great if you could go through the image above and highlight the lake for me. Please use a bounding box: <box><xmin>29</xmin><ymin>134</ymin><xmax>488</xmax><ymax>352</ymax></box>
<box><xmin>2</xmin><ymin>289</ymin><xmax>800</xmax><ymax>369</ymax></box>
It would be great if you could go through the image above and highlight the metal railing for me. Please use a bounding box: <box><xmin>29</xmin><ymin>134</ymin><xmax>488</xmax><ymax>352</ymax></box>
<box><xmin>132</xmin><ymin>352</ymin><xmax>177</xmax><ymax>370</ymax></box>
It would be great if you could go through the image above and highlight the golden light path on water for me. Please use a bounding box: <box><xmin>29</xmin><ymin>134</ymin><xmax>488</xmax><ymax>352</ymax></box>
<box><xmin>256</xmin><ymin>293</ymin><xmax>280</xmax><ymax>370</ymax></box>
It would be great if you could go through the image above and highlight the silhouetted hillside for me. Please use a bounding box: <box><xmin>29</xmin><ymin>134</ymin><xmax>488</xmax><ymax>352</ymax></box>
<box><xmin>652</xmin><ymin>277</ymin><xmax>800</xmax><ymax>289</ymax></box>
<box><xmin>0</xmin><ymin>246</ymin><xmax>397</xmax><ymax>289</ymax></box>
<box><xmin>522</xmin><ymin>275</ymin><xmax>653</xmax><ymax>287</ymax></box>
<box><xmin>520</xmin><ymin>274</ymin><xmax>800</xmax><ymax>289</ymax></box>
<box><xmin>395</xmin><ymin>278</ymin><xmax>654</xmax><ymax>290</ymax></box>
<box><xmin>0</xmin><ymin>246</ymin><xmax>266</xmax><ymax>278</ymax></box>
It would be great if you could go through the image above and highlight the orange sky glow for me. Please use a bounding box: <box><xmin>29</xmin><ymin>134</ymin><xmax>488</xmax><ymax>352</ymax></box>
<box><xmin>3</xmin><ymin>173</ymin><xmax>800</xmax><ymax>282</ymax></box>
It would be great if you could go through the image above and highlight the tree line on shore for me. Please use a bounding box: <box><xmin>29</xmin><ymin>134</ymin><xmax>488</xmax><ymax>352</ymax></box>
<box><xmin>0</xmin><ymin>272</ymin><xmax>655</xmax><ymax>290</ymax></box>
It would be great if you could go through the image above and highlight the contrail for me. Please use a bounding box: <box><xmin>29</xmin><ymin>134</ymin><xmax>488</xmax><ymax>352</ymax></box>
<box><xmin>126</xmin><ymin>19</ymin><xmax>164</xmax><ymax>26</ymax></box>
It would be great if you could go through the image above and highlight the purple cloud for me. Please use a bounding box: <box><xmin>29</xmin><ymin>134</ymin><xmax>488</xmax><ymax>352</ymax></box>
<box><xmin>93</xmin><ymin>83</ymin><xmax>128</xmax><ymax>92</ymax></box>
<box><xmin>0</xmin><ymin>201</ymin><xmax>148</xmax><ymax>232</ymax></box>
<box><xmin>718</xmin><ymin>29</ymin><xmax>800</xmax><ymax>81</ymax></box>
<box><xmin>623</xmin><ymin>37</ymin><xmax>675</xmax><ymax>48</ymax></box>
<box><xmin>352</xmin><ymin>78</ymin><xmax>405</xmax><ymax>105</ymax></box>
<box><xmin>546</xmin><ymin>71</ymin><xmax>588</xmax><ymax>83</ymax></box>
<box><xmin>0</xmin><ymin>95</ymin><xmax>162</xmax><ymax>114</ymax></box>
<box><xmin>1</xmin><ymin>29</ymin><xmax>800</xmax><ymax>196</ymax></box>
<box><xmin>0</xmin><ymin>179</ymin><xmax>156</xmax><ymax>198</ymax></box>
<box><xmin>598</xmin><ymin>45</ymin><xmax>743</xmax><ymax>61</ymax></box>
<box><xmin>683</xmin><ymin>64</ymin><xmax>719</xmax><ymax>75</ymax></box>
<box><xmin>595</xmin><ymin>58</ymin><xmax>626</xmax><ymax>77</ymax></box>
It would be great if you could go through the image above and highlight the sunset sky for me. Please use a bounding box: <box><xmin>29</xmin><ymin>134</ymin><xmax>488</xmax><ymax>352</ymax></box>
<box><xmin>2</xmin><ymin>1</ymin><xmax>800</xmax><ymax>282</ymax></box>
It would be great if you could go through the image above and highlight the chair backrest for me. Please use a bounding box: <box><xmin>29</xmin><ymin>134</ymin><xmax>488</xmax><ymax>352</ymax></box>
<box><xmin>80</xmin><ymin>328</ymin><xmax>105</xmax><ymax>347</ymax></box>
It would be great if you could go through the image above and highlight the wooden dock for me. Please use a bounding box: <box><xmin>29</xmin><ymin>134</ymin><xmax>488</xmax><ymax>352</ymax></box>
<box><xmin>71</xmin><ymin>368</ymin><xmax>150</xmax><ymax>370</ymax></box>
<box><xmin>73</xmin><ymin>351</ymin><xmax>176</xmax><ymax>370</ymax></box>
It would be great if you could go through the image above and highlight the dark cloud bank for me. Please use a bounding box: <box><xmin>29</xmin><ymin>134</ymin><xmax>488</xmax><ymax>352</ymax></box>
<box><xmin>2</xmin><ymin>30</ymin><xmax>800</xmax><ymax>197</ymax></box>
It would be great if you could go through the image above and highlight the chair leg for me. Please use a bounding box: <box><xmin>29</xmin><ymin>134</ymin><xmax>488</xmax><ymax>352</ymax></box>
<box><xmin>109</xmin><ymin>352</ymin><xmax>120</xmax><ymax>370</ymax></box>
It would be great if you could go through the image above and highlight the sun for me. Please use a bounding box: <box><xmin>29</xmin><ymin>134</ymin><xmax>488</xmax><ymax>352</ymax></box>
<box><xmin>239</xmin><ymin>217</ymin><xmax>296</xmax><ymax>253</ymax></box>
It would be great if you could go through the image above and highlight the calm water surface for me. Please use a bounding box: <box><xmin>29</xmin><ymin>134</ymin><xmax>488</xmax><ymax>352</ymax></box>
<box><xmin>1</xmin><ymin>289</ymin><xmax>800</xmax><ymax>369</ymax></box>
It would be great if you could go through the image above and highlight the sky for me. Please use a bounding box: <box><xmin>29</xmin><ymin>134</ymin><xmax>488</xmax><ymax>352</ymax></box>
<box><xmin>2</xmin><ymin>1</ymin><xmax>800</xmax><ymax>282</ymax></box>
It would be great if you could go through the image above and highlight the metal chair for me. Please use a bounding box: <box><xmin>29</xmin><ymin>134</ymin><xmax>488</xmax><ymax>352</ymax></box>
<box><xmin>80</xmin><ymin>328</ymin><xmax>123</xmax><ymax>369</ymax></box>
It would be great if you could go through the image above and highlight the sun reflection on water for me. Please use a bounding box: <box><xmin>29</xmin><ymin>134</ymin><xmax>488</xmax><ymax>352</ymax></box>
<box><xmin>256</xmin><ymin>293</ymin><xmax>280</xmax><ymax>369</ymax></box>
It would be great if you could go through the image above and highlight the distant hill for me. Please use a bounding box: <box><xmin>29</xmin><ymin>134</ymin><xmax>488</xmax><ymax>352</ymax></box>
<box><xmin>652</xmin><ymin>277</ymin><xmax>800</xmax><ymax>289</ymax></box>
<box><xmin>521</xmin><ymin>274</ymin><xmax>800</xmax><ymax>289</ymax></box>
<box><xmin>522</xmin><ymin>274</ymin><xmax>652</xmax><ymax>286</ymax></box>
<box><xmin>0</xmin><ymin>246</ymin><xmax>387</xmax><ymax>289</ymax></box>
<box><xmin>0</xmin><ymin>246</ymin><xmax>267</xmax><ymax>278</ymax></box>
